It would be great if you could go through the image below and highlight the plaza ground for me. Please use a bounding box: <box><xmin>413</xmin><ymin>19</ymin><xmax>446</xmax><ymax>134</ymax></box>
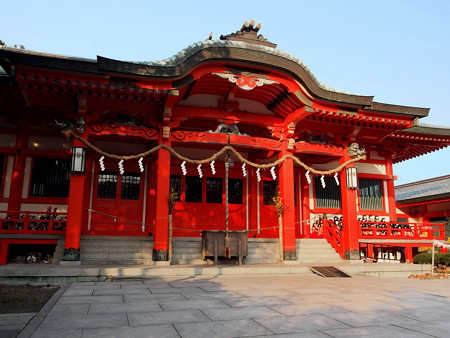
<box><xmin>3</xmin><ymin>273</ymin><xmax>450</xmax><ymax>337</ymax></box>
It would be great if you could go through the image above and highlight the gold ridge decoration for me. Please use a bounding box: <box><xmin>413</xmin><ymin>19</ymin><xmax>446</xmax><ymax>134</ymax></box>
<box><xmin>70</xmin><ymin>132</ymin><xmax>366</xmax><ymax>176</ymax></box>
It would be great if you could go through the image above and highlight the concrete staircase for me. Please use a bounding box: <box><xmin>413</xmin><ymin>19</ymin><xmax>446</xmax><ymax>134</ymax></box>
<box><xmin>244</xmin><ymin>238</ymin><xmax>280</xmax><ymax>264</ymax></box>
<box><xmin>80</xmin><ymin>236</ymin><xmax>153</xmax><ymax>265</ymax></box>
<box><xmin>170</xmin><ymin>237</ymin><xmax>205</xmax><ymax>265</ymax></box>
<box><xmin>296</xmin><ymin>238</ymin><xmax>343</xmax><ymax>264</ymax></box>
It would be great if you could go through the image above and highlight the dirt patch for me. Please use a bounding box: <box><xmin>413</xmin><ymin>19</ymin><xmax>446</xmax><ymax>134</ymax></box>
<box><xmin>0</xmin><ymin>284</ymin><xmax>60</xmax><ymax>314</ymax></box>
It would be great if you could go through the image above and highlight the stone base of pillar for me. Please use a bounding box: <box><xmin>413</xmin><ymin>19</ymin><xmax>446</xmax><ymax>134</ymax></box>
<box><xmin>63</xmin><ymin>247</ymin><xmax>80</xmax><ymax>261</ymax></box>
<box><xmin>344</xmin><ymin>249</ymin><xmax>360</xmax><ymax>260</ymax></box>
<box><xmin>152</xmin><ymin>248</ymin><xmax>168</xmax><ymax>261</ymax></box>
<box><xmin>283</xmin><ymin>249</ymin><xmax>297</xmax><ymax>261</ymax></box>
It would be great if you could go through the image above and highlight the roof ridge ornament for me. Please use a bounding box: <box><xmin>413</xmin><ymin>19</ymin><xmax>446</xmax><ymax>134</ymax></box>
<box><xmin>220</xmin><ymin>20</ymin><xmax>277</xmax><ymax>48</ymax></box>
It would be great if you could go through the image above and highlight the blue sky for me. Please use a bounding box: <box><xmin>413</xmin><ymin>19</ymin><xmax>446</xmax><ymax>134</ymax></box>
<box><xmin>2</xmin><ymin>0</ymin><xmax>449</xmax><ymax>185</ymax></box>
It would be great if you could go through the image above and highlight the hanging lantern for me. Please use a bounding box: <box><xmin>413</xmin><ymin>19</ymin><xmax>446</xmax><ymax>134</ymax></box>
<box><xmin>346</xmin><ymin>167</ymin><xmax>358</xmax><ymax>189</ymax></box>
<box><xmin>71</xmin><ymin>147</ymin><xmax>86</xmax><ymax>173</ymax></box>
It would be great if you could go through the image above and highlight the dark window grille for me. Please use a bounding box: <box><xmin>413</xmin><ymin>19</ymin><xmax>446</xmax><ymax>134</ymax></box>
<box><xmin>30</xmin><ymin>158</ymin><xmax>70</xmax><ymax>197</ymax></box>
<box><xmin>359</xmin><ymin>179</ymin><xmax>383</xmax><ymax>210</ymax></box>
<box><xmin>0</xmin><ymin>155</ymin><xmax>4</xmax><ymax>191</ymax></box>
<box><xmin>206</xmin><ymin>177</ymin><xmax>223</xmax><ymax>203</ymax></box>
<box><xmin>97</xmin><ymin>171</ymin><xmax>117</xmax><ymax>199</ymax></box>
<box><xmin>185</xmin><ymin>176</ymin><xmax>202</xmax><ymax>203</ymax></box>
<box><xmin>121</xmin><ymin>173</ymin><xmax>140</xmax><ymax>200</ymax></box>
<box><xmin>315</xmin><ymin>176</ymin><xmax>341</xmax><ymax>209</ymax></box>
<box><xmin>229</xmin><ymin>178</ymin><xmax>243</xmax><ymax>204</ymax></box>
<box><xmin>263</xmin><ymin>180</ymin><xmax>278</xmax><ymax>205</ymax></box>
<box><xmin>170</xmin><ymin>175</ymin><xmax>181</xmax><ymax>202</ymax></box>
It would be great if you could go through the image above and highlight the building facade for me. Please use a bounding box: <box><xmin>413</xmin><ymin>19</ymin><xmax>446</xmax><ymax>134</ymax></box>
<box><xmin>1</xmin><ymin>22</ymin><xmax>450</xmax><ymax>265</ymax></box>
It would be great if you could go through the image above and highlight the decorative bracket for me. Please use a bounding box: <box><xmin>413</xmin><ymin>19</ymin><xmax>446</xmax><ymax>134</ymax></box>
<box><xmin>212</xmin><ymin>72</ymin><xmax>279</xmax><ymax>91</ymax></box>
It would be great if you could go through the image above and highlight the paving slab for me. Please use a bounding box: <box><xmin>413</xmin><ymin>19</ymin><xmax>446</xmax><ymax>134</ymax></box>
<box><xmin>81</xmin><ymin>325</ymin><xmax>180</xmax><ymax>338</ymax></box>
<box><xmin>253</xmin><ymin>313</ymin><xmax>350</xmax><ymax>334</ymax></box>
<box><xmin>320</xmin><ymin>324</ymin><xmax>433</xmax><ymax>337</ymax></box>
<box><xmin>174</xmin><ymin>318</ymin><xmax>273</xmax><ymax>338</ymax></box>
<box><xmin>11</xmin><ymin>275</ymin><xmax>450</xmax><ymax>337</ymax></box>
<box><xmin>128</xmin><ymin>309</ymin><xmax>211</xmax><ymax>326</ymax></box>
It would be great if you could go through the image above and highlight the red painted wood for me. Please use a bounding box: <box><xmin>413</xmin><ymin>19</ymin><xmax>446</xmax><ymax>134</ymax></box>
<box><xmin>7</xmin><ymin>124</ymin><xmax>28</xmax><ymax>212</ymax></box>
<box><xmin>340</xmin><ymin>154</ymin><xmax>360</xmax><ymax>259</ymax></box>
<box><xmin>153</xmin><ymin>140</ymin><xmax>171</xmax><ymax>255</ymax></box>
<box><xmin>279</xmin><ymin>146</ymin><xmax>296</xmax><ymax>258</ymax></box>
<box><xmin>64</xmin><ymin>138</ymin><xmax>86</xmax><ymax>252</ymax></box>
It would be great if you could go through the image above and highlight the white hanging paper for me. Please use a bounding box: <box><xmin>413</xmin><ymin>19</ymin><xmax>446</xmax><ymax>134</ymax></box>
<box><xmin>210</xmin><ymin>160</ymin><xmax>216</xmax><ymax>175</ymax></box>
<box><xmin>138</xmin><ymin>157</ymin><xmax>144</xmax><ymax>172</ymax></box>
<box><xmin>197</xmin><ymin>164</ymin><xmax>203</xmax><ymax>178</ymax></box>
<box><xmin>118</xmin><ymin>159</ymin><xmax>124</xmax><ymax>175</ymax></box>
<box><xmin>99</xmin><ymin>156</ymin><xmax>105</xmax><ymax>171</ymax></box>
<box><xmin>181</xmin><ymin>161</ymin><xmax>187</xmax><ymax>175</ymax></box>
<box><xmin>270</xmin><ymin>166</ymin><xmax>277</xmax><ymax>180</ymax></box>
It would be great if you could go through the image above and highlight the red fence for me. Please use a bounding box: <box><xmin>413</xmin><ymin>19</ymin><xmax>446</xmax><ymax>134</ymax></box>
<box><xmin>323</xmin><ymin>218</ymin><xmax>344</xmax><ymax>257</ymax></box>
<box><xmin>0</xmin><ymin>211</ymin><xmax>67</xmax><ymax>234</ymax></box>
<box><xmin>358</xmin><ymin>221</ymin><xmax>445</xmax><ymax>240</ymax></box>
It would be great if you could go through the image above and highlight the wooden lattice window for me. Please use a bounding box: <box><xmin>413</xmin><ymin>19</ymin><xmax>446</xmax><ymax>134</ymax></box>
<box><xmin>207</xmin><ymin>177</ymin><xmax>222</xmax><ymax>203</ymax></box>
<box><xmin>263</xmin><ymin>180</ymin><xmax>278</xmax><ymax>205</ymax></box>
<box><xmin>315</xmin><ymin>176</ymin><xmax>341</xmax><ymax>209</ymax></box>
<box><xmin>185</xmin><ymin>176</ymin><xmax>202</xmax><ymax>203</ymax></box>
<box><xmin>121</xmin><ymin>173</ymin><xmax>140</xmax><ymax>200</ymax></box>
<box><xmin>359</xmin><ymin>179</ymin><xmax>383</xmax><ymax>210</ymax></box>
<box><xmin>30</xmin><ymin>158</ymin><xmax>70</xmax><ymax>197</ymax></box>
<box><xmin>229</xmin><ymin>178</ymin><xmax>243</xmax><ymax>204</ymax></box>
<box><xmin>170</xmin><ymin>175</ymin><xmax>181</xmax><ymax>202</ymax></box>
<box><xmin>97</xmin><ymin>171</ymin><xmax>117</xmax><ymax>199</ymax></box>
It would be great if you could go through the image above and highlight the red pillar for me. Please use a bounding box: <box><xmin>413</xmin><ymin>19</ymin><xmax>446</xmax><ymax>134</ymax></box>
<box><xmin>385</xmin><ymin>156</ymin><xmax>398</xmax><ymax>221</ymax></box>
<box><xmin>247</xmin><ymin>152</ymin><xmax>259</xmax><ymax>237</ymax></box>
<box><xmin>152</xmin><ymin>140</ymin><xmax>171</xmax><ymax>261</ymax></box>
<box><xmin>340</xmin><ymin>154</ymin><xmax>360</xmax><ymax>260</ymax></box>
<box><xmin>63</xmin><ymin>138</ymin><xmax>86</xmax><ymax>262</ymax></box>
<box><xmin>7</xmin><ymin>124</ymin><xmax>28</xmax><ymax>213</ymax></box>
<box><xmin>279</xmin><ymin>146</ymin><xmax>296</xmax><ymax>260</ymax></box>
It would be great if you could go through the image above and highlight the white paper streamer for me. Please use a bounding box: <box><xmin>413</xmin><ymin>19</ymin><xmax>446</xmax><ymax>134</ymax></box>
<box><xmin>242</xmin><ymin>163</ymin><xmax>247</xmax><ymax>177</ymax></box>
<box><xmin>99</xmin><ymin>156</ymin><xmax>105</xmax><ymax>171</ymax></box>
<box><xmin>270</xmin><ymin>166</ymin><xmax>277</xmax><ymax>180</ymax></box>
<box><xmin>118</xmin><ymin>159</ymin><xmax>124</xmax><ymax>175</ymax></box>
<box><xmin>197</xmin><ymin>164</ymin><xmax>203</xmax><ymax>178</ymax></box>
<box><xmin>320</xmin><ymin>175</ymin><xmax>326</xmax><ymax>188</ymax></box>
<box><xmin>334</xmin><ymin>173</ymin><xmax>339</xmax><ymax>185</ymax></box>
<box><xmin>210</xmin><ymin>160</ymin><xmax>216</xmax><ymax>175</ymax></box>
<box><xmin>181</xmin><ymin>161</ymin><xmax>187</xmax><ymax>175</ymax></box>
<box><xmin>138</xmin><ymin>157</ymin><xmax>144</xmax><ymax>172</ymax></box>
<box><xmin>256</xmin><ymin>168</ymin><xmax>261</xmax><ymax>182</ymax></box>
<box><xmin>305</xmin><ymin>170</ymin><xmax>311</xmax><ymax>184</ymax></box>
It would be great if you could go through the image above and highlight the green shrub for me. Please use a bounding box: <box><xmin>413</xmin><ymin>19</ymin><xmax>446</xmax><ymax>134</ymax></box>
<box><xmin>413</xmin><ymin>252</ymin><xmax>432</xmax><ymax>264</ymax></box>
<box><xmin>413</xmin><ymin>252</ymin><xmax>450</xmax><ymax>265</ymax></box>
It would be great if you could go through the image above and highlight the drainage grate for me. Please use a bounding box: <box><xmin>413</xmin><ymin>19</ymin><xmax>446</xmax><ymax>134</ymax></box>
<box><xmin>310</xmin><ymin>266</ymin><xmax>351</xmax><ymax>278</ymax></box>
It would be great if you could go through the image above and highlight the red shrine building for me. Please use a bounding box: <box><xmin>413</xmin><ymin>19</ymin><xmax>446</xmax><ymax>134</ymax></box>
<box><xmin>1</xmin><ymin>22</ymin><xmax>450</xmax><ymax>265</ymax></box>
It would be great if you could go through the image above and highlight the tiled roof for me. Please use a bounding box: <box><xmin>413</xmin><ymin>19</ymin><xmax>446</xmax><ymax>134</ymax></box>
<box><xmin>126</xmin><ymin>39</ymin><xmax>350</xmax><ymax>94</ymax></box>
<box><xmin>396</xmin><ymin>175</ymin><xmax>450</xmax><ymax>203</ymax></box>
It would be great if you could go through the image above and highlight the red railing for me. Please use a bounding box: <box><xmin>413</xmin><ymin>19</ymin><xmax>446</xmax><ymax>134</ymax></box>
<box><xmin>358</xmin><ymin>221</ymin><xmax>445</xmax><ymax>240</ymax></box>
<box><xmin>0</xmin><ymin>211</ymin><xmax>67</xmax><ymax>234</ymax></box>
<box><xmin>323</xmin><ymin>218</ymin><xmax>344</xmax><ymax>257</ymax></box>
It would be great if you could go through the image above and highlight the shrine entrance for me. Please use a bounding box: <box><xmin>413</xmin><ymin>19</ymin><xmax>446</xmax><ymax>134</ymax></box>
<box><xmin>90</xmin><ymin>160</ymin><xmax>145</xmax><ymax>234</ymax></box>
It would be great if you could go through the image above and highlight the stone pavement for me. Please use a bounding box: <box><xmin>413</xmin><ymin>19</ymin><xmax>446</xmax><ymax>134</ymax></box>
<box><xmin>10</xmin><ymin>275</ymin><xmax>450</xmax><ymax>337</ymax></box>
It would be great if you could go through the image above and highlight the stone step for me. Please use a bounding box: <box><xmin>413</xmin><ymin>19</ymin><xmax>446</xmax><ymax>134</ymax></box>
<box><xmin>244</xmin><ymin>258</ymin><xmax>280</xmax><ymax>264</ymax></box>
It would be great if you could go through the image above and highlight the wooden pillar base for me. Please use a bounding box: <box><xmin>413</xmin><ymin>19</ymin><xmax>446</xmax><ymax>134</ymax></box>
<box><xmin>152</xmin><ymin>248</ymin><xmax>168</xmax><ymax>261</ymax></box>
<box><xmin>63</xmin><ymin>247</ymin><xmax>80</xmax><ymax>261</ymax></box>
<box><xmin>344</xmin><ymin>249</ymin><xmax>360</xmax><ymax>260</ymax></box>
<box><xmin>283</xmin><ymin>249</ymin><xmax>297</xmax><ymax>261</ymax></box>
